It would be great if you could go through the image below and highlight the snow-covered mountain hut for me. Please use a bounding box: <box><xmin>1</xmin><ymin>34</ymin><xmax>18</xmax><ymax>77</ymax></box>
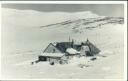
<box><xmin>38</xmin><ymin>39</ymin><xmax>100</xmax><ymax>65</ymax></box>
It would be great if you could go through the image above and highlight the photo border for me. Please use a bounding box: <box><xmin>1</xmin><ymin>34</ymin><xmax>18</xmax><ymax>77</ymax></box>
<box><xmin>0</xmin><ymin>1</ymin><xmax>127</xmax><ymax>81</ymax></box>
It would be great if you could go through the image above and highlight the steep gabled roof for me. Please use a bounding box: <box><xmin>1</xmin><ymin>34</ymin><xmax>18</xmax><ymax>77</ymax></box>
<box><xmin>55</xmin><ymin>42</ymin><xmax>72</xmax><ymax>53</ymax></box>
<box><xmin>73</xmin><ymin>44</ymin><xmax>82</xmax><ymax>51</ymax></box>
<box><xmin>84</xmin><ymin>39</ymin><xmax>101</xmax><ymax>54</ymax></box>
<box><xmin>43</xmin><ymin>43</ymin><xmax>62</xmax><ymax>53</ymax></box>
<box><xmin>43</xmin><ymin>39</ymin><xmax>100</xmax><ymax>55</ymax></box>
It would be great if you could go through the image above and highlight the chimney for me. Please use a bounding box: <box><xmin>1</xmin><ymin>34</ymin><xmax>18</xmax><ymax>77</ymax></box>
<box><xmin>81</xmin><ymin>42</ymin><xmax>84</xmax><ymax>46</ymax></box>
<box><xmin>86</xmin><ymin>38</ymin><xmax>89</xmax><ymax>42</ymax></box>
<box><xmin>71</xmin><ymin>39</ymin><xmax>74</xmax><ymax>48</ymax></box>
<box><xmin>69</xmin><ymin>36</ymin><xmax>70</xmax><ymax>42</ymax></box>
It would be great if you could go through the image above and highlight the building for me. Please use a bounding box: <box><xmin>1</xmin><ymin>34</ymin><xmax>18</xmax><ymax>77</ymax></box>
<box><xmin>38</xmin><ymin>39</ymin><xmax>100</xmax><ymax>65</ymax></box>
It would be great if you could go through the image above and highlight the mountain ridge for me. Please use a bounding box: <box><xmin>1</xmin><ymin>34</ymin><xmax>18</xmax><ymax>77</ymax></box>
<box><xmin>40</xmin><ymin>17</ymin><xmax>124</xmax><ymax>33</ymax></box>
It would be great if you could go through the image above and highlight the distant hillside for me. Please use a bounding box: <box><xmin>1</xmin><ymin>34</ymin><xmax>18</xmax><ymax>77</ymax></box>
<box><xmin>40</xmin><ymin>17</ymin><xmax>124</xmax><ymax>33</ymax></box>
<box><xmin>2</xmin><ymin>8</ymin><xmax>99</xmax><ymax>27</ymax></box>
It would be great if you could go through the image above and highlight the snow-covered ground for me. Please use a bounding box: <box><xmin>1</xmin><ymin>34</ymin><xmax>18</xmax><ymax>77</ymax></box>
<box><xmin>1</xmin><ymin>8</ymin><xmax>125</xmax><ymax>79</ymax></box>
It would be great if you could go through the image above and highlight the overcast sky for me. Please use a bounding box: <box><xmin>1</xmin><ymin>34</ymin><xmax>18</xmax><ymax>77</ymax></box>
<box><xmin>2</xmin><ymin>4</ymin><xmax>124</xmax><ymax>17</ymax></box>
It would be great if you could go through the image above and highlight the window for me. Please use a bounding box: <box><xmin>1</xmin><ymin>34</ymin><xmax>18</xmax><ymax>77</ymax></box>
<box><xmin>53</xmin><ymin>49</ymin><xmax>55</xmax><ymax>53</ymax></box>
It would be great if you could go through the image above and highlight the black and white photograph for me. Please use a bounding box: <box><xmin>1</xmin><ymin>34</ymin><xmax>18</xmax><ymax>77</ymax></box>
<box><xmin>0</xmin><ymin>1</ymin><xmax>127</xmax><ymax>80</ymax></box>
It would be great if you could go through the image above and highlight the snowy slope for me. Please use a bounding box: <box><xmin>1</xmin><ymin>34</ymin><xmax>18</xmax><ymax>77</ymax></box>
<box><xmin>40</xmin><ymin>17</ymin><xmax>124</xmax><ymax>33</ymax></box>
<box><xmin>2</xmin><ymin>8</ymin><xmax>99</xmax><ymax>27</ymax></box>
<box><xmin>1</xmin><ymin>8</ymin><xmax>125</xmax><ymax>79</ymax></box>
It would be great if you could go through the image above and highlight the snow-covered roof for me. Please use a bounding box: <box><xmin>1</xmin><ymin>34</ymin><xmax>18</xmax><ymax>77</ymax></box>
<box><xmin>41</xmin><ymin>53</ymin><xmax>64</xmax><ymax>57</ymax></box>
<box><xmin>66</xmin><ymin>48</ymin><xmax>80</xmax><ymax>54</ymax></box>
